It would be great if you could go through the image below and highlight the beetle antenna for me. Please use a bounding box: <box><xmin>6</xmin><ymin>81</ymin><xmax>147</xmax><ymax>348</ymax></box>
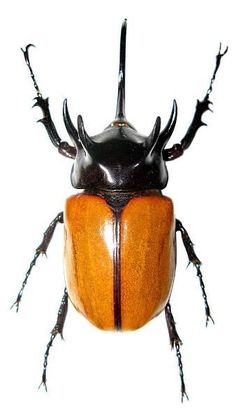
<box><xmin>205</xmin><ymin>43</ymin><xmax>228</xmax><ymax>100</ymax></box>
<box><xmin>21</xmin><ymin>44</ymin><xmax>42</xmax><ymax>98</ymax></box>
<box><xmin>115</xmin><ymin>19</ymin><xmax>127</xmax><ymax>120</ymax></box>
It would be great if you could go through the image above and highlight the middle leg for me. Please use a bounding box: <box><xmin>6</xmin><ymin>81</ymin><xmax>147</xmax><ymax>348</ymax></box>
<box><xmin>11</xmin><ymin>211</ymin><xmax>64</xmax><ymax>311</ymax></box>
<box><xmin>176</xmin><ymin>218</ymin><xmax>214</xmax><ymax>326</ymax></box>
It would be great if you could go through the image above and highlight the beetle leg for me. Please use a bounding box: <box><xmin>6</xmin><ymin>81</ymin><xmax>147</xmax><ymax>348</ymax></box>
<box><xmin>39</xmin><ymin>288</ymin><xmax>68</xmax><ymax>391</ymax></box>
<box><xmin>11</xmin><ymin>212</ymin><xmax>64</xmax><ymax>311</ymax></box>
<box><xmin>21</xmin><ymin>45</ymin><xmax>76</xmax><ymax>159</ymax></box>
<box><xmin>176</xmin><ymin>219</ymin><xmax>214</xmax><ymax>326</ymax></box>
<box><xmin>163</xmin><ymin>44</ymin><xmax>228</xmax><ymax>161</ymax></box>
<box><xmin>165</xmin><ymin>302</ymin><xmax>188</xmax><ymax>402</ymax></box>
<box><xmin>33</xmin><ymin>96</ymin><xmax>76</xmax><ymax>159</ymax></box>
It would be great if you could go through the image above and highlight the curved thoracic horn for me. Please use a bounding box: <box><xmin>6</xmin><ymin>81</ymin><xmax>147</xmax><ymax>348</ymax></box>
<box><xmin>146</xmin><ymin>116</ymin><xmax>161</xmax><ymax>153</ymax></box>
<box><xmin>156</xmin><ymin>100</ymin><xmax>178</xmax><ymax>151</ymax></box>
<box><xmin>63</xmin><ymin>99</ymin><xmax>82</xmax><ymax>149</ymax></box>
<box><xmin>77</xmin><ymin>115</ymin><xmax>94</xmax><ymax>153</ymax></box>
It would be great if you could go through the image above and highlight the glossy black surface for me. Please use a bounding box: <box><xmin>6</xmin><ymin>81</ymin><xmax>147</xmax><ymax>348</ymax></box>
<box><xmin>70</xmin><ymin>20</ymin><xmax>178</xmax><ymax>190</ymax></box>
<box><xmin>71</xmin><ymin>115</ymin><xmax>173</xmax><ymax>190</ymax></box>
<box><xmin>68</xmin><ymin>24</ymin><xmax>226</xmax><ymax>191</ymax></box>
<box><xmin>22</xmin><ymin>21</ymin><xmax>227</xmax><ymax>192</ymax></box>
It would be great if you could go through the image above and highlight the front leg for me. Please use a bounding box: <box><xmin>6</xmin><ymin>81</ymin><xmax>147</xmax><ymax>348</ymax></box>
<box><xmin>33</xmin><ymin>96</ymin><xmax>76</xmax><ymax>159</ymax></box>
<box><xmin>163</xmin><ymin>44</ymin><xmax>228</xmax><ymax>161</ymax></box>
<box><xmin>21</xmin><ymin>45</ymin><xmax>76</xmax><ymax>159</ymax></box>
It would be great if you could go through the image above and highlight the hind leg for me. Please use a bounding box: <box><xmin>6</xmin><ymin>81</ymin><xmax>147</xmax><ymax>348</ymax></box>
<box><xmin>39</xmin><ymin>288</ymin><xmax>69</xmax><ymax>391</ymax></box>
<box><xmin>165</xmin><ymin>302</ymin><xmax>188</xmax><ymax>401</ymax></box>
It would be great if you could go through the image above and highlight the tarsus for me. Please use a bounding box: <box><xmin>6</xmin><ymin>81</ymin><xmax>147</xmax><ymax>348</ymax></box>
<box><xmin>21</xmin><ymin>44</ymin><xmax>42</xmax><ymax>98</ymax></box>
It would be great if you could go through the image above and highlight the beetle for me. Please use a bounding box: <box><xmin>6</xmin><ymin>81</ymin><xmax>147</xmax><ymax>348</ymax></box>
<box><xmin>12</xmin><ymin>20</ymin><xmax>227</xmax><ymax>400</ymax></box>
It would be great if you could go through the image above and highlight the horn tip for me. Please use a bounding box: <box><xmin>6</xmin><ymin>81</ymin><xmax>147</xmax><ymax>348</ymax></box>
<box><xmin>63</xmin><ymin>98</ymin><xmax>68</xmax><ymax>110</ymax></box>
<box><xmin>78</xmin><ymin>114</ymin><xmax>83</xmax><ymax>123</ymax></box>
<box><xmin>77</xmin><ymin>114</ymin><xmax>85</xmax><ymax>132</ymax></box>
<box><xmin>154</xmin><ymin>116</ymin><xmax>161</xmax><ymax>134</ymax></box>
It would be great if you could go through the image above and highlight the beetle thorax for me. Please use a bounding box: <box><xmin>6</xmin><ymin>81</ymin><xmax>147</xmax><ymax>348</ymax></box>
<box><xmin>70</xmin><ymin>123</ymin><xmax>169</xmax><ymax>191</ymax></box>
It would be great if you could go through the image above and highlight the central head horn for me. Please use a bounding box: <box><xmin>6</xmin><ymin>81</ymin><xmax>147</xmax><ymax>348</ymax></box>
<box><xmin>115</xmin><ymin>19</ymin><xmax>127</xmax><ymax>121</ymax></box>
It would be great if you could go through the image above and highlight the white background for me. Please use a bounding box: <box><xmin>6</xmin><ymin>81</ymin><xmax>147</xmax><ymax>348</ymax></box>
<box><xmin>1</xmin><ymin>0</ymin><xmax>235</xmax><ymax>410</ymax></box>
